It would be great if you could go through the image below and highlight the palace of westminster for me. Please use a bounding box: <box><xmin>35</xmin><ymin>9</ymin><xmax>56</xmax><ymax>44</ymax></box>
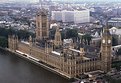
<box><xmin>8</xmin><ymin>9</ymin><xmax>112</xmax><ymax>78</ymax></box>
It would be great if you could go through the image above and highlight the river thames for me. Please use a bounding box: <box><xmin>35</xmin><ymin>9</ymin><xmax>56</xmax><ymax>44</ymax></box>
<box><xmin>0</xmin><ymin>50</ymin><xmax>70</xmax><ymax>83</ymax></box>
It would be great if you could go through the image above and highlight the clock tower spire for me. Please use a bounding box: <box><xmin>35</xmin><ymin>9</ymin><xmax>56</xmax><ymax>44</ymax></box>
<box><xmin>101</xmin><ymin>23</ymin><xmax>112</xmax><ymax>72</ymax></box>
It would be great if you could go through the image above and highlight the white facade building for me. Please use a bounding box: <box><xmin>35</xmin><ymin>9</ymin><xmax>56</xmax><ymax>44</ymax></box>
<box><xmin>51</xmin><ymin>11</ymin><xmax>62</xmax><ymax>21</ymax></box>
<box><xmin>74</xmin><ymin>10</ymin><xmax>90</xmax><ymax>24</ymax></box>
<box><xmin>62</xmin><ymin>10</ymin><xmax>74</xmax><ymax>23</ymax></box>
<box><xmin>51</xmin><ymin>10</ymin><xmax>90</xmax><ymax>24</ymax></box>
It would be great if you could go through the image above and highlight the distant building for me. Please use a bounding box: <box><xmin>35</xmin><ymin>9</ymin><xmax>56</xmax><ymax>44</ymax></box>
<box><xmin>62</xmin><ymin>10</ymin><xmax>74</xmax><ymax>23</ymax></box>
<box><xmin>51</xmin><ymin>10</ymin><xmax>90</xmax><ymax>24</ymax></box>
<box><xmin>108</xmin><ymin>18</ymin><xmax>121</xmax><ymax>27</ymax></box>
<box><xmin>39</xmin><ymin>0</ymin><xmax>52</xmax><ymax>4</ymax></box>
<box><xmin>74</xmin><ymin>10</ymin><xmax>90</xmax><ymax>24</ymax></box>
<box><xmin>39</xmin><ymin>0</ymin><xmax>42</xmax><ymax>3</ymax></box>
<box><xmin>51</xmin><ymin>11</ymin><xmax>62</xmax><ymax>22</ymax></box>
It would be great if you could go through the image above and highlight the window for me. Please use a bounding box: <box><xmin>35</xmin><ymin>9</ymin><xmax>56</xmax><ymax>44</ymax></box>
<box><xmin>42</xmin><ymin>23</ymin><xmax>46</xmax><ymax>27</ymax></box>
<box><xmin>38</xmin><ymin>22</ymin><xmax>40</xmax><ymax>27</ymax></box>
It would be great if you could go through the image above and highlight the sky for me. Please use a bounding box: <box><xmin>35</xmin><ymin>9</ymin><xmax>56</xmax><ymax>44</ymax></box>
<box><xmin>56</xmin><ymin>0</ymin><xmax>121</xmax><ymax>2</ymax></box>
<box><xmin>0</xmin><ymin>0</ymin><xmax>39</xmax><ymax>3</ymax></box>
<box><xmin>0</xmin><ymin>0</ymin><xmax>121</xmax><ymax>3</ymax></box>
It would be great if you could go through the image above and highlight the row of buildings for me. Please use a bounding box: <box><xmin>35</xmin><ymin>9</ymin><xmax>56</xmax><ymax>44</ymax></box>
<box><xmin>51</xmin><ymin>10</ymin><xmax>90</xmax><ymax>24</ymax></box>
<box><xmin>108</xmin><ymin>17</ymin><xmax>121</xmax><ymax>27</ymax></box>
<box><xmin>8</xmin><ymin>9</ymin><xmax>112</xmax><ymax>78</ymax></box>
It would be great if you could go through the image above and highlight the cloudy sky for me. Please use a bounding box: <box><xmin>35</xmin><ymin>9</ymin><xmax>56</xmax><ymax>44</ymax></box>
<box><xmin>0</xmin><ymin>0</ymin><xmax>121</xmax><ymax>3</ymax></box>
<box><xmin>0</xmin><ymin>0</ymin><xmax>39</xmax><ymax>3</ymax></box>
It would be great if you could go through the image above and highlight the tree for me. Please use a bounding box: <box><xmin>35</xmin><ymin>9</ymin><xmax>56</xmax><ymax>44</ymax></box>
<box><xmin>82</xmin><ymin>34</ymin><xmax>92</xmax><ymax>45</ymax></box>
<box><xmin>112</xmin><ymin>35</ymin><xmax>118</xmax><ymax>46</ymax></box>
<box><xmin>112</xmin><ymin>61</ymin><xmax>121</xmax><ymax>71</ymax></box>
<box><xmin>66</xmin><ymin>28</ymin><xmax>78</xmax><ymax>39</ymax></box>
<box><xmin>61</xmin><ymin>31</ymin><xmax>65</xmax><ymax>40</ymax></box>
<box><xmin>0</xmin><ymin>27</ymin><xmax>35</xmax><ymax>39</ymax></box>
<box><xmin>49</xmin><ymin>28</ymin><xmax>56</xmax><ymax>40</ymax></box>
<box><xmin>116</xmin><ymin>48</ymin><xmax>121</xmax><ymax>55</ymax></box>
<box><xmin>0</xmin><ymin>36</ymin><xmax>8</xmax><ymax>48</ymax></box>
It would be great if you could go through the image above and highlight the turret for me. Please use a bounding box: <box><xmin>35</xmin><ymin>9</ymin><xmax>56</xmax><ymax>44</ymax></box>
<box><xmin>29</xmin><ymin>35</ymin><xmax>33</xmax><ymax>46</ymax></box>
<box><xmin>54</xmin><ymin>25</ymin><xmax>62</xmax><ymax>48</ymax></box>
<box><xmin>79</xmin><ymin>43</ymin><xmax>85</xmax><ymax>59</ymax></box>
<box><xmin>8</xmin><ymin>35</ymin><xmax>18</xmax><ymax>52</ymax></box>
<box><xmin>35</xmin><ymin>9</ymin><xmax>49</xmax><ymax>41</ymax></box>
<box><xmin>69</xmin><ymin>39</ymin><xmax>74</xmax><ymax>49</ymax></box>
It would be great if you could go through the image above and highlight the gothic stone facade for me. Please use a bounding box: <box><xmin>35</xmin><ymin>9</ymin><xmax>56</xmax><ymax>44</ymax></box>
<box><xmin>8</xmin><ymin>27</ymin><xmax>112</xmax><ymax>78</ymax></box>
<box><xmin>8</xmin><ymin>10</ymin><xmax>112</xmax><ymax>78</ymax></box>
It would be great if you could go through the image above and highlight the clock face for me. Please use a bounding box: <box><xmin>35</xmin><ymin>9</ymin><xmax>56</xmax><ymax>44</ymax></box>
<box><xmin>108</xmin><ymin>40</ymin><xmax>111</xmax><ymax>44</ymax></box>
<box><xmin>102</xmin><ymin>39</ymin><xmax>105</xmax><ymax>43</ymax></box>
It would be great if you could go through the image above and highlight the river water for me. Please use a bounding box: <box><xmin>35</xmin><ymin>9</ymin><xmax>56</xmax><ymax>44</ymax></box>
<box><xmin>0</xmin><ymin>50</ymin><xmax>70</xmax><ymax>83</ymax></box>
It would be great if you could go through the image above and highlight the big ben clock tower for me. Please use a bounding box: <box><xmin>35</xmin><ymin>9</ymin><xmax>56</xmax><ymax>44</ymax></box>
<box><xmin>101</xmin><ymin>24</ymin><xmax>112</xmax><ymax>72</ymax></box>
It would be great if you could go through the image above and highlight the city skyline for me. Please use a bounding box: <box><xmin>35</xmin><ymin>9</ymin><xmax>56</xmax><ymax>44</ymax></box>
<box><xmin>0</xmin><ymin>0</ymin><xmax>121</xmax><ymax>3</ymax></box>
<box><xmin>0</xmin><ymin>0</ymin><xmax>121</xmax><ymax>82</ymax></box>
